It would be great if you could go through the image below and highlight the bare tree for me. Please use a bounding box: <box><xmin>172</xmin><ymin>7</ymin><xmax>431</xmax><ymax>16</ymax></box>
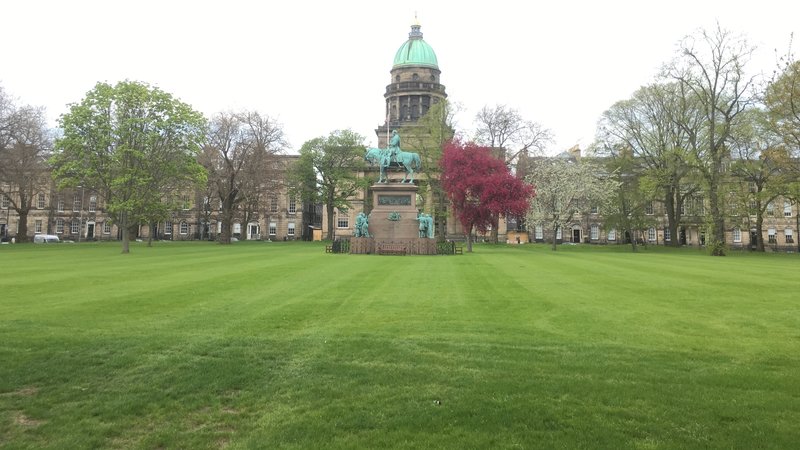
<box><xmin>664</xmin><ymin>24</ymin><xmax>757</xmax><ymax>255</ymax></box>
<box><xmin>0</xmin><ymin>90</ymin><xmax>52</xmax><ymax>242</ymax></box>
<box><xmin>202</xmin><ymin>110</ymin><xmax>286</xmax><ymax>244</ymax></box>
<box><xmin>474</xmin><ymin>104</ymin><xmax>553</xmax><ymax>164</ymax></box>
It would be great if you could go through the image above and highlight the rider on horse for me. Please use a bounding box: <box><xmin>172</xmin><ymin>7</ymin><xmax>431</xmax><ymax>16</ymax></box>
<box><xmin>387</xmin><ymin>129</ymin><xmax>401</xmax><ymax>164</ymax></box>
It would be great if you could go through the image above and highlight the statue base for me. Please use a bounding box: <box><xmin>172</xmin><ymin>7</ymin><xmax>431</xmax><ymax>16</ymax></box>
<box><xmin>353</xmin><ymin>183</ymin><xmax>437</xmax><ymax>255</ymax></box>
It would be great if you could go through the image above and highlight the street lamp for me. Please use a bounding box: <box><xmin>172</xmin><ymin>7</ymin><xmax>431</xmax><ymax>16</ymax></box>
<box><xmin>4</xmin><ymin>197</ymin><xmax>9</xmax><ymax>239</ymax></box>
<box><xmin>77</xmin><ymin>185</ymin><xmax>84</xmax><ymax>243</ymax></box>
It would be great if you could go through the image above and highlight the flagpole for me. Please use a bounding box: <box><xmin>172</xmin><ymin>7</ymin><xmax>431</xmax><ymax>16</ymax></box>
<box><xmin>386</xmin><ymin>100</ymin><xmax>390</xmax><ymax>147</ymax></box>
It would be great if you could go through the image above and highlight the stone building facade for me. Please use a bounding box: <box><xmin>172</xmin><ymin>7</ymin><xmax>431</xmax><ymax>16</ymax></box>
<box><xmin>522</xmin><ymin>150</ymin><xmax>800</xmax><ymax>252</ymax></box>
<box><xmin>1</xmin><ymin>154</ymin><xmax>308</xmax><ymax>243</ymax></box>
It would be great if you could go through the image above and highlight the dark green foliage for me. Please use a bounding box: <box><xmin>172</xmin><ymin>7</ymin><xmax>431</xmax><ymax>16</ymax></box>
<box><xmin>51</xmin><ymin>81</ymin><xmax>207</xmax><ymax>253</ymax></box>
<box><xmin>288</xmin><ymin>130</ymin><xmax>368</xmax><ymax>240</ymax></box>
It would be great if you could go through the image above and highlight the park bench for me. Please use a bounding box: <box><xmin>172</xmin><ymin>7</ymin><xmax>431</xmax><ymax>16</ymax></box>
<box><xmin>378</xmin><ymin>244</ymin><xmax>407</xmax><ymax>255</ymax></box>
<box><xmin>454</xmin><ymin>245</ymin><xmax>463</xmax><ymax>255</ymax></box>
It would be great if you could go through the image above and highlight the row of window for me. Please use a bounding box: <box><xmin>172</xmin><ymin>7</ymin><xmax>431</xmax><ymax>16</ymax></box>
<box><xmin>270</xmin><ymin>197</ymin><xmax>297</xmax><ymax>214</ymax></box>
<box><xmin>766</xmin><ymin>227</ymin><xmax>794</xmax><ymax>244</ymax></box>
<box><xmin>3</xmin><ymin>194</ymin><xmax>300</xmax><ymax>215</ymax></box>
<box><xmin>37</xmin><ymin>219</ymin><xmax>300</xmax><ymax>238</ymax></box>
<box><xmin>636</xmin><ymin>200</ymin><xmax>795</xmax><ymax>217</ymax></box>
<box><xmin>1</xmin><ymin>193</ymin><xmax>98</xmax><ymax>212</ymax></box>
<box><xmin>534</xmin><ymin>225</ymin><xmax>623</xmax><ymax>241</ymax></box>
<box><xmin>268</xmin><ymin>222</ymin><xmax>296</xmax><ymax>236</ymax></box>
<box><xmin>533</xmin><ymin>224</ymin><xmax>795</xmax><ymax>244</ymax></box>
<box><xmin>44</xmin><ymin>219</ymin><xmax>113</xmax><ymax>235</ymax></box>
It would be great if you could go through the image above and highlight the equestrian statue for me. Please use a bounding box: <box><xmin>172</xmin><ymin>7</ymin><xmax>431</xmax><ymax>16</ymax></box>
<box><xmin>364</xmin><ymin>130</ymin><xmax>422</xmax><ymax>183</ymax></box>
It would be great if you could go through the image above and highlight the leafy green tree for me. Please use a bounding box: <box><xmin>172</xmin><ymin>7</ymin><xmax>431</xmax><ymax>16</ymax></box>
<box><xmin>288</xmin><ymin>129</ymin><xmax>368</xmax><ymax>240</ymax></box>
<box><xmin>766</xmin><ymin>59</ymin><xmax>800</xmax><ymax>154</ymax></box>
<box><xmin>52</xmin><ymin>81</ymin><xmax>207</xmax><ymax>253</ymax></box>
<box><xmin>600</xmin><ymin>150</ymin><xmax>657</xmax><ymax>252</ymax></box>
<box><xmin>729</xmin><ymin>108</ymin><xmax>793</xmax><ymax>251</ymax></box>
<box><xmin>596</xmin><ymin>82</ymin><xmax>701</xmax><ymax>247</ymax></box>
<box><xmin>766</xmin><ymin>57</ymin><xmax>800</xmax><ymax>248</ymax></box>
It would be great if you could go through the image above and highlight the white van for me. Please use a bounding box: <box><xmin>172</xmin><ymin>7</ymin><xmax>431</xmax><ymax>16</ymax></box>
<box><xmin>33</xmin><ymin>234</ymin><xmax>61</xmax><ymax>244</ymax></box>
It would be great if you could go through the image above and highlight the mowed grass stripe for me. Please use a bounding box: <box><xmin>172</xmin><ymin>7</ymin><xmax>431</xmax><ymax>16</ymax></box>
<box><xmin>1</xmin><ymin>242</ymin><xmax>798</xmax><ymax>448</ymax></box>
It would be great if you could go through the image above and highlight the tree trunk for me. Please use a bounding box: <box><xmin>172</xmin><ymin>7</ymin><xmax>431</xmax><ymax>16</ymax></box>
<box><xmin>326</xmin><ymin>202</ymin><xmax>335</xmax><ymax>241</ymax></box>
<box><xmin>630</xmin><ymin>228</ymin><xmax>638</xmax><ymax>252</ymax></box>
<box><xmin>16</xmin><ymin>210</ymin><xmax>29</xmax><ymax>243</ymax></box>
<box><xmin>551</xmin><ymin>225</ymin><xmax>558</xmax><ymax>251</ymax></box>
<box><xmin>147</xmin><ymin>222</ymin><xmax>154</xmax><ymax>247</ymax></box>
<box><xmin>708</xmin><ymin>184</ymin><xmax>726</xmax><ymax>256</ymax></box>
<box><xmin>466</xmin><ymin>224</ymin><xmax>474</xmax><ymax>252</ymax></box>
<box><xmin>121</xmin><ymin>212</ymin><xmax>130</xmax><ymax>254</ymax></box>
<box><xmin>664</xmin><ymin>187</ymin><xmax>680</xmax><ymax>248</ymax></box>
<box><xmin>219</xmin><ymin>188</ymin><xmax>238</xmax><ymax>244</ymax></box>
<box><xmin>490</xmin><ymin>217</ymin><xmax>499</xmax><ymax>244</ymax></box>
<box><xmin>755</xmin><ymin>212</ymin><xmax>765</xmax><ymax>252</ymax></box>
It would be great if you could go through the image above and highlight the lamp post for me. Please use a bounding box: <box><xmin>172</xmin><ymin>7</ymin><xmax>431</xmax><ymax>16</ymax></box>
<box><xmin>77</xmin><ymin>185</ymin><xmax>84</xmax><ymax>243</ymax></box>
<box><xmin>4</xmin><ymin>198</ymin><xmax>9</xmax><ymax>239</ymax></box>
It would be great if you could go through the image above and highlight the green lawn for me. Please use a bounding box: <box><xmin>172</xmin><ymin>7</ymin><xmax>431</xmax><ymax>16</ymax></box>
<box><xmin>1</xmin><ymin>241</ymin><xmax>798</xmax><ymax>449</ymax></box>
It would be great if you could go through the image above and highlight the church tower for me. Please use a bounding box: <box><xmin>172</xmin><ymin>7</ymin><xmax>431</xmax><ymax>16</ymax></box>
<box><xmin>376</xmin><ymin>20</ymin><xmax>447</xmax><ymax>148</ymax></box>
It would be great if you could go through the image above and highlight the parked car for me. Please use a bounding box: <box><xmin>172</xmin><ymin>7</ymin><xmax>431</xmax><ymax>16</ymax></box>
<box><xmin>33</xmin><ymin>234</ymin><xmax>61</xmax><ymax>244</ymax></box>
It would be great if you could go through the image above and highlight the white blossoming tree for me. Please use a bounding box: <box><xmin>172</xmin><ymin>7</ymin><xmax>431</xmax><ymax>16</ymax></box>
<box><xmin>526</xmin><ymin>157</ymin><xmax>619</xmax><ymax>250</ymax></box>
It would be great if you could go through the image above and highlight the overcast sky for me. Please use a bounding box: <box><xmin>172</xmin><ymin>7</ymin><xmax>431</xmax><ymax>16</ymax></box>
<box><xmin>3</xmin><ymin>0</ymin><xmax>797</xmax><ymax>154</ymax></box>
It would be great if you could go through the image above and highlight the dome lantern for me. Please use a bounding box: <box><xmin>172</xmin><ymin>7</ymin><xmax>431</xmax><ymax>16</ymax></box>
<box><xmin>392</xmin><ymin>23</ymin><xmax>439</xmax><ymax>69</ymax></box>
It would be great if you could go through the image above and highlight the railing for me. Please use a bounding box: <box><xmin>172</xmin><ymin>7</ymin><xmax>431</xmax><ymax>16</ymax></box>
<box><xmin>385</xmin><ymin>82</ymin><xmax>446</xmax><ymax>94</ymax></box>
<box><xmin>326</xmin><ymin>239</ymin><xmax>351</xmax><ymax>254</ymax></box>
<box><xmin>436</xmin><ymin>241</ymin><xmax>464</xmax><ymax>255</ymax></box>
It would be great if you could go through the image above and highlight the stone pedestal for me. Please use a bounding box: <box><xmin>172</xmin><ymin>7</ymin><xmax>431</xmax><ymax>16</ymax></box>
<box><xmin>353</xmin><ymin>182</ymin><xmax>437</xmax><ymax>255</ymax></box>
<box><xmin>369</xmin><ymin>183</ymin><xmax>419</xmax><ymax>238</ymax></box>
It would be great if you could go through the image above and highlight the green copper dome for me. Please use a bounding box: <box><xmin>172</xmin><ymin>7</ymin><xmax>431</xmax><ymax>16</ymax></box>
<box><xmin>392</xmin><ymin>23</ymin><xmax>439</xmax><ymax>69</ymax></box>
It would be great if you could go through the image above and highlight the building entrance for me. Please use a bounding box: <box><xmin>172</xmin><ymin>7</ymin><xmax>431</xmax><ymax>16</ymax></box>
<box><xmin>248</xmin><ymin>224</ymin><xmax>260</xmax><ymax>240</ymax></box>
